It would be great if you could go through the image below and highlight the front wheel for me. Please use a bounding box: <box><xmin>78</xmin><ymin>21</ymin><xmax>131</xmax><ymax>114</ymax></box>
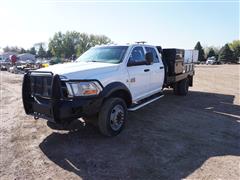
<box><xmin>98</xmin><ymin>98</ymin><xmax>127</xmax><ymax>136</ymax></box>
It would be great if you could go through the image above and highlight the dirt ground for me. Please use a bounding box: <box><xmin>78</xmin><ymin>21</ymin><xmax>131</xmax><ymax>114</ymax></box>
<box><xmin>0</xmin><ymin>65</ymin><xmax>240</xmax><ymax>180</ymax></box>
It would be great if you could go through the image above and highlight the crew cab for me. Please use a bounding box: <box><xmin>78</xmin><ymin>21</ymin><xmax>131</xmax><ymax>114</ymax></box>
<box><xmin>22</xmin><ymin>44</ymin><xmax>197</xmax><ymax>136</ymax></box>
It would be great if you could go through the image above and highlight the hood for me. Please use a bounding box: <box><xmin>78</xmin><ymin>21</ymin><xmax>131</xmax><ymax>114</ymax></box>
<box><xmin>37</xmin><ymin>62</ymin><xmax>119</xmax><ymax>79</ymax></box>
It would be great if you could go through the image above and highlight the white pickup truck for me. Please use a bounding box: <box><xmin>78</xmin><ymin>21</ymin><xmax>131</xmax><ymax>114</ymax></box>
<box><xmin>22</xmin><ymin>44</ymin><xmax>197</xmax><ymax>136</ymax></box>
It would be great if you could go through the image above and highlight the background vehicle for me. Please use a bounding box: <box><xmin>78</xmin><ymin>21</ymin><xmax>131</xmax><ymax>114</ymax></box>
<box><xmin>22</xmin><ymin>44</ymin><xmax>198</xmax><ymax>136</ymax></box>
<box><xmin>0</xmin><ymin>57</ymin><xmax>9</xmax><ymax>71</ymax></box>
<box><xmin>206</xmin><ymin>56</ymin><xmax>216</xmax><ymax>65</ymax></box>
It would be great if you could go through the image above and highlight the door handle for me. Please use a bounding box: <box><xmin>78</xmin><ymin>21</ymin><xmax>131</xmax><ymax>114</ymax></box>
<box><xmin>144</xmin><ymin>69</ymin><xmax>150</xmax><ymax>72</ymax></box>
<box><xmin>160</xmin><ymin>66</ymin><xmax>164</xmax><ymax>69</ymax></box>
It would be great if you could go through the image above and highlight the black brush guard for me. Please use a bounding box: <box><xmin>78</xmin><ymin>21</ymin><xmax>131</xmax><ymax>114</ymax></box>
<box><xmin>22</xmin><ymin>71</ymin><xmax>63</xmax><ymax>123</ymax></box>
<box><xmin>22</xmin><ymin>71</ymin><xmax>103</xmax><ymax>124</ymax></box>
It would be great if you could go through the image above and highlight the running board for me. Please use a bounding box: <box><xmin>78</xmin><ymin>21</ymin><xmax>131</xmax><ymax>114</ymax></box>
<box><xmin>128</xmin><ymin>93</ymin><xmax>164</xmax><ymax>111</ymax></box>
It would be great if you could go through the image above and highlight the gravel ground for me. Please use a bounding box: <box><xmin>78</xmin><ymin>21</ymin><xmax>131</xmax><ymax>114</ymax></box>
<box><xmin>0</xmin><ymin>64</ymin><xmax>240</xmax><ymax>180</ymax></box>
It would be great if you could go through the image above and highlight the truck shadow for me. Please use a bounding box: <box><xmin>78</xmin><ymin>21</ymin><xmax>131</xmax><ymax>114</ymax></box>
<box><xmin>39</xmin><ymin>90</ymin><xmax>240</xmax><ymax>179</ymax></box>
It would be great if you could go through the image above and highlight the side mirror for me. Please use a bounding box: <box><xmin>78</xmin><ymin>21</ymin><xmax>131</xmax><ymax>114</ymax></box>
<box><xmin>145</xmin><ymin>52</ymin><xmax>153</xmax><ymax>65</ymax></box>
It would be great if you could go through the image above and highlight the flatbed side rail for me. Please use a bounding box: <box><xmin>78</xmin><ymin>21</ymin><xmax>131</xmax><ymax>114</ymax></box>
<box><xmin>166</xmin><ymin>70</ymin><xmax>194</xmax><ymax>86</ymax></box>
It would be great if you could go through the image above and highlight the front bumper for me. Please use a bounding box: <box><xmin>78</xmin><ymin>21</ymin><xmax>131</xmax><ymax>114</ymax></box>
<box><xmin>22</xmin><ymin>72</ymin><xmax>102</xmax><ymax>123</ymax></box>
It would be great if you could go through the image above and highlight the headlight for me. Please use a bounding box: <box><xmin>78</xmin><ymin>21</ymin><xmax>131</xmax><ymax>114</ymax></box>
<box><xmin>66</xmin><ymin>81</ymin><xmax>102</xmax><ymax>97</ymax></box>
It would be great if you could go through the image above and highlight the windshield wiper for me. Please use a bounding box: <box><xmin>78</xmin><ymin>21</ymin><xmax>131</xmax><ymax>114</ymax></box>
<box><xmin>88</xmin><ymin>60</ymin><xmax>107</xmax><ymax>63</ymax></box>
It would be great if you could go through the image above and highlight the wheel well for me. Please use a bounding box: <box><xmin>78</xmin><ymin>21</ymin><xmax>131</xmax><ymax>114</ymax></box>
<box><xmin>106</xmin><ymin>90</ymin><xmax>132</xmax><ymax>107</ymax></box>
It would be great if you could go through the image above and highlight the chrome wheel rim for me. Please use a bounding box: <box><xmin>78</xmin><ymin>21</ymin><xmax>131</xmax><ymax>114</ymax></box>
<box><xmin>110</xmin><ymin>104</ymin><xmax>124</xmax><ymax>131</ymax></box>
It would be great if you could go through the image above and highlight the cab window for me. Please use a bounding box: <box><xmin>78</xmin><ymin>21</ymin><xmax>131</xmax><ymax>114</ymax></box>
<box><xmin>145</xmin><ymin>47</ymin><xmax>159</xmax><ymax>63</ymax></box>
<box><xmin>128</xmin><ymin>46</ymin><xmax>145</xmax><ymax>66</ymax></box>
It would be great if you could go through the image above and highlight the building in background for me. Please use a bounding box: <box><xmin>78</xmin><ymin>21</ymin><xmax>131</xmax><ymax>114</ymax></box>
<box><xmin>17</xmin><ymin>53</ymin><xmax>36</xmax><ymax>62</ymax></box>
<box><xmin>0</xmin><ymin>52</ymin><xmax>17</xmax><ymax>61</ymax></box>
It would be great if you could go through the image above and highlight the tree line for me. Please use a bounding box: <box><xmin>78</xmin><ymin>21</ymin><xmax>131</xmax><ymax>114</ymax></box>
<box><xmin>2</xmin><ymin>31</ymin><xmax>111</xmax><ymax>59</ymax></box>
<box><xmin>48</xmin><ymin>31</ymin><xmax>111</xmax><ymax>58</ymax></box>
<box><xmin>2</xmin><ymin>31</ymin><xmax>239</xmax><ymax>63</ymax></box>
<box><xmin>194</xmin><ymin>40</ymin><xmax>240</xmax><ymax>63</ymax></box>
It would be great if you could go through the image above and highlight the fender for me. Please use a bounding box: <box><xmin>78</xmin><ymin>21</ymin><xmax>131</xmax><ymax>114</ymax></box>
<box><xmin>101</xmin><ymin>82</ymin><xmax>132</xmax><ymax>102</ymax></box>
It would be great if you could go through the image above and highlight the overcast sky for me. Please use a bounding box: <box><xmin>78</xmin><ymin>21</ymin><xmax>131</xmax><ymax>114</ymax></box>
<box><xmin>0</xmin><ymin>0</ymin><xmax>239</xmax><ymax>50</ymax></box>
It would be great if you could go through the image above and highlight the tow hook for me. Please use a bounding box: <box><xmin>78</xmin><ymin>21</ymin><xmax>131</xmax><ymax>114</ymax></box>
<box><xmin>34</xmin><ymin>112</ymin><xmax>40</xmax><ymax>120</ymax></box>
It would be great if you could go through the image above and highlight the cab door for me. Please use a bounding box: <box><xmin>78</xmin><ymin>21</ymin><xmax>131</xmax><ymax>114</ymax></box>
<box><xmin>145</xmin><ymin>46</ymin><xmax>164</xmax><ymax>94</ymax></box>
<box><xmin>126</xmin><ymin>46</ymin><xmax>150</xmax><ymax>101</ymax></box>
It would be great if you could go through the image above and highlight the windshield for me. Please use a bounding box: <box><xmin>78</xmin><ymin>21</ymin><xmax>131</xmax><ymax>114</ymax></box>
<box><xmin>76</xmin><ymin>46</ymin><xmax>128</xmax><ymax>64</ymax></box>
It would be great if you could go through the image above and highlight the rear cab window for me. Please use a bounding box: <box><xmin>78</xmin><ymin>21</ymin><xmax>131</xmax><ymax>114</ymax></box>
<box><xmin>145</xmin><ymin>46</ymin><xmax>160</xmax><ymax>63</ymax></box>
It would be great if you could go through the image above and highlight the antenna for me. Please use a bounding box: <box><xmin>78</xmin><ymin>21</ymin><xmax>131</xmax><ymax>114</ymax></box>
<box><xmin>135</xmin><ymin>41</ymin><xmax>147</xmax><ymax>44</ymax></box>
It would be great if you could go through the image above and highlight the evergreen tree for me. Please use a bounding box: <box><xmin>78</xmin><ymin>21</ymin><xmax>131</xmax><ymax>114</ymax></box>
<box><xmin>194</xmin><ymin>42</ymin><xmax>205</xmax><ymax>61</ymax></box>
<box><xmin>232</xmin><ymin>45</ymin><xmax>240</xmax><ymax>62</ymax></box>
<box><xmin>38</xmin><ymin>45</ymin><xmax>46</xmax><ymax>58</ymax></box>
<box><xmin>46</xmin><ymin>49</ymin><xmax>53</xmax><ymax>59</ymax></box>
<box><xmin>20</xmin><ymin>48</ymin><xmax>26</xmax><ymax>54</ymax></box>
<box><xmin>219</xmin><ymin>44</ymin><xmax>234</xmax><ymax>62</ymax></box>
<box><xmin>207</xmin><ymin>48</ymin><xmax>216</xmax><ymax>58</ymax></box>
<box><xmin>29</xmin><ymin>47</ymin><xmax>36</xmax><ymax>55</ymax></box>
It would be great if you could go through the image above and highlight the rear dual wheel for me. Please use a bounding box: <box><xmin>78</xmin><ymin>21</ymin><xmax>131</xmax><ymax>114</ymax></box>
<box><xmin>173</xmin><ymin>78</ymin><xmax>189</xmax><ymax>96</ymax></box>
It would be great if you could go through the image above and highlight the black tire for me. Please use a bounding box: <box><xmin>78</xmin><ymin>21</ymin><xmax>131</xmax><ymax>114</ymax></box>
<box><xmin>177</xmin><ymin>78</ymin><xmax>189</xmax><ymax>96</ymax></box>
<box><xmin>173</xmin><ymin>78</ymin><xmax>189</xmax><ymax>96</ymax></box>
<box><xmin>173</xmin><ymin>83</ymin><xmax>179</xmax><ymax>95</ymax></box>
<box><xmin>98</xmin><ymin>98</ymin><xmax>127</xmax><ymax>136</ymax></box>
